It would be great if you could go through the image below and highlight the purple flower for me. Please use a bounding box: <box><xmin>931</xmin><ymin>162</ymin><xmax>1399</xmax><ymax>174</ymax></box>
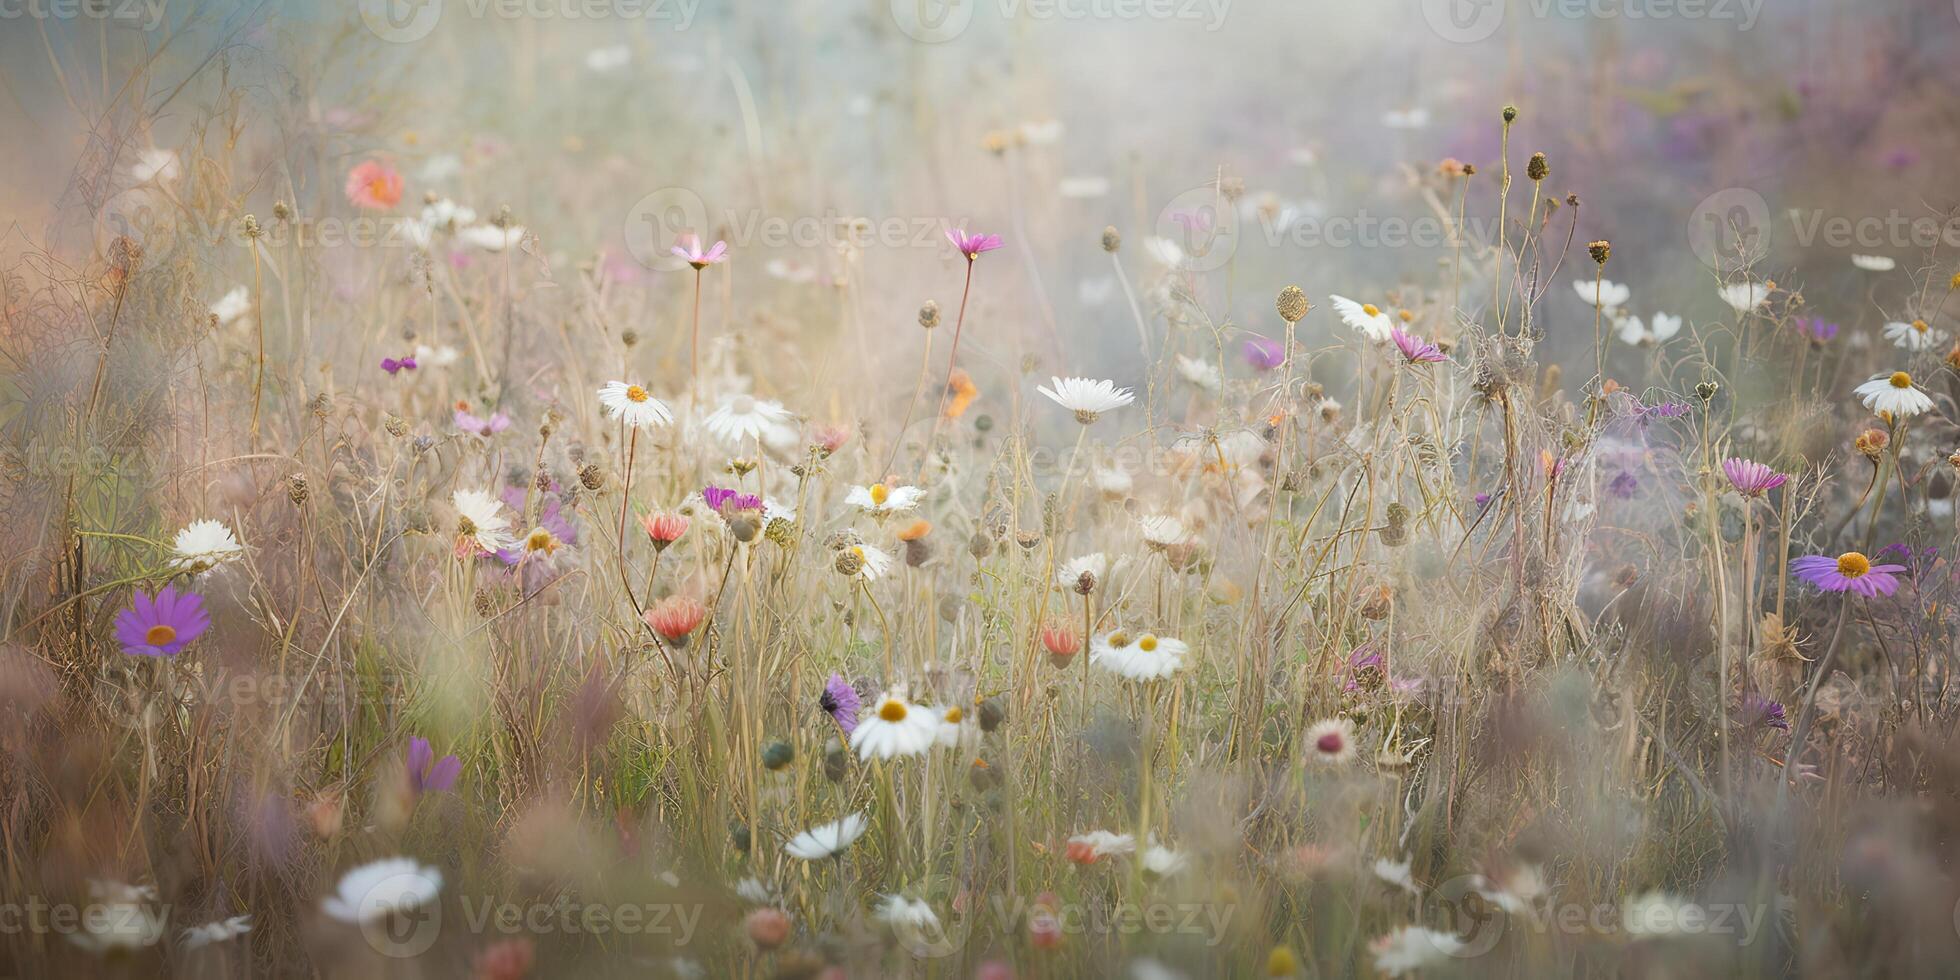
<box><xmin>1722</xmin><ymin>458</ymin><xmax>1787</xmax><ymax>498</ymax></box>
<box><xmin>1793</xmin><ymin>317</ymin><xmax>1838</xmax><ymax>344</ymax></box>
<box><xmin>1738</xmin><ymin>694</ymin><xmax>1789</xmax><ymax>732</ymax></box>
<box><xmin>455</xmin><ymin>408</ymin><xmax>512</xmax><ymax>437</ymax></box>
<box><xmin>1607</xmin><ymin>470</ymin><xmax>1639</xmax><ymax>499</ymax></box>
<box><xmin>1790</xmin><ymin>551</ymin><xmax>1906</xmax><ymax>597</ymax></box>
<box><xmin>671</xmin><ymin>234</ymin><xmax>729</xmax><ymax>269</ymax></box>
<box><xmin>1242</xmin><ymin>336</ymin><xmax>1285</xmax><ymax>371</ymax></box>
<box><xmin>701</xmin><ymin>485</ymin><xmax>762</xmax><ymax>514</ymax></box>
<box><xmin>945</xmin><ymin>228</ymin><xmax>1003</xmax><ymax>261</ymax></box>
<box><xmin>407</xmin><ymin>736</ymin><xmax>461</xmax><ymax>796</ymax></box>
<box><xmin>114</xmin><ymin>586</ymin><xmax>210</xmax><ymax>657</ymax></box>
<box><xmin>382</xmin><ymin>355</ymin><xmax>418</xmax><ymax>375</ymax></box>
<box><xmin>1389</xmin><ymin>326</ymin><xmax>1448</xmax><ymax>364</ymax></box>
<box><xmin>820</xmin><ymin>673</ymin><xmax>861</xmax><ymax>734</ymax></box>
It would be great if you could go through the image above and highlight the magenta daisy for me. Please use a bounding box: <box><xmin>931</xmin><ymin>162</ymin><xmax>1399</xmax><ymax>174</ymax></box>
<box><xmin>1721</xmin><ymin>458</ymin><xmax>1786</xmax><ymax>498</ymax></box>
<box><xmin>945</xmin><ymin>228</ymin><xmax>1003</xmax><ymax>262</ymax></box>
<box><xmin>114</xmin><ymin>586</ymin><xmax>211</xmax><ymax>657</ymax></box>
<box><xmin>1389</xmin><ymin>326</ymin><xmax>1447</xmax><ymax>364</ymax></box>
<box><xmin>1789</xmin><ymin>551</ymin><xmax>1905</xmax><ymax>597</ymax></box>
<box><xmin>671</xmin><ymin>234</ymin><xmax>728</xmax><ymax>269</ymax></box>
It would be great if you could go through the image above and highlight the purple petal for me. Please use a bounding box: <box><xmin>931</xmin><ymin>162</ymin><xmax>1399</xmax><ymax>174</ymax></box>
<box><xmin>425</xmin><ymin>754</ymin><xmax>461</xmax><ymax>793</ymax></box>
<box><xmin>408</xmin><ymin>737</ymin><xmax>433</xmax><ymax>782</ymax></box>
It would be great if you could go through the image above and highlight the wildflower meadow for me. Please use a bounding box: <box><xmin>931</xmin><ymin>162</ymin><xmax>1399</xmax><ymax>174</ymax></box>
<box><xmin>4</xmin><ymin>1</ymin><xmax>1960</xmax><ymax>976</ymax></box>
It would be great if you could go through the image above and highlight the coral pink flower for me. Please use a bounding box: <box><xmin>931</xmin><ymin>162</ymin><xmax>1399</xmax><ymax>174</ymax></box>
<box><xmin>812</xmin><ymin>425</ymin><xmax>851</xmax><ymax>456</ymax></box>
<box><xmin>644</xmin><ymin>595</ymin><xmax>706</xmax><ymax>643</ymax></box>
<box><xmin>344</xmin><ymin>160</ymin><xmax>403</xmax><ymax>210</ymax></box>
<box><xmin>1042</xmin><ymin>625</ymin><xmax>1080</xmax><ymax>665</ymax></box>
<box><xmin>640</xmin><ymin>511</ymin><xmax>690</xmax><ymax>549</ymax></box>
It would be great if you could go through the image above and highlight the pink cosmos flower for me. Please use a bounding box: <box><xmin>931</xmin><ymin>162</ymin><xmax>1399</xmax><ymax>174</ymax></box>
<box><xmin>344</xmin><ymin>160</ymin><xmax>403</xmax><ymax>210</ymax></box>
<box><xmin>945</xmin><ymin>228</ymin><xmax>1003</xmax><ymax>261</ymax></box>
<box><xmin>455</xmin><ymin>407</ymin><xmax>512</xmax><ymax>437</ymax></box>
<box><xmin>671</xmin><ymin>234</ymin><xmax>728</xmax><ymax>269</ymax></box>
<box><xmin>1721</xmin><ymin>457</ymin><xmax>1787</xmax><ymax>497</ymax></box>
<box><xmin>1390</xmin><ymin>326</ymin><xmax>1447</xmax><ymax>364</ymax></box>
<box><xmin>1790</xmin><ymin>551</ymin><xmax>1905</xmax><ymax>597</ymax></box>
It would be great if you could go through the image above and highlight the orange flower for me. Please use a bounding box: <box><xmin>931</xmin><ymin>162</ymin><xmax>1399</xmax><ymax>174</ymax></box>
<box><xmin>897</xmin><ymin>519</ymin><xmax>932</xmax><ymax>541</ymax></box>
<box><xmin>943</xmin><ymin>369</ymin><xmax>979</xmax><ymax>418</ymax></box>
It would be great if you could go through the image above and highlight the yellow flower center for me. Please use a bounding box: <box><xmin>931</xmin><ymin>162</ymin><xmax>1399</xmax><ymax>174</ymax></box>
<box><xmin>1138</xmin><ymin>635</ymin><xmax>1159</xmax><ymax>652</ymax></box>
<box><xmin>1397</xmin><ymin>309</ymin><xmax>1413</xmax><ymax>322</ymax></box>
<box><xmin>878</xmin><ymin>699</ymin><xmax>908</xmax><ymax>722</ymax></box>
<box><xmin>1361</xmin><ymin>303</ymin><xmax>1380</xmax><ymax>317</ymax></box>
<box><xmin>1913</xmin><ymin>319</ymin><xmax>1929</xmax><ymax>333</ymax></box>
<box><xmin>944</xmin><ymin>707</ymin><xmax>963</xmax><ymax>724</ymax></box>
<box><xmin>1836</xmin><ymin>552</ymin><xmax>1871</xmax><ymax>578</ymax></box>
<box><xmin>1890</xmin><ymin>371</ymin><xmax>1913</xmax><ymax>389</ymax></box>
<box><xmin>1107</xmin><ymin>631</ymin><xmax>1131</xmax><ymax>648</ymax></box>
<box><xmin>625</xmin><ymin>385</ymin><xmax>649</xmax><ymax>403</ymax></box>
<box><xmin>870</xmin><ymin>484</ymin><xmax>889</xmax><ymax>505</ymax></box>
<box><xmin>367</xmin><ymin>177</ymin><xmax>392</xmax><ymax>199</ymax></box>
<box><xmin>527</xmin><ymin>528</ymin><xmax>557</xmax><ymax>553</ymax></box>
<box><xmin>145</xmin><ymin>624</ymin><xmax>176</xmax><ymax>646</ymax></box>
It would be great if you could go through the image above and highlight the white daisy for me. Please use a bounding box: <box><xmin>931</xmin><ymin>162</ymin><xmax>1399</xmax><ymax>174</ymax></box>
<box><xmin>703</xmin><ymin>394</ymin><xmax>792</xmax><ymax>444</ymax></box>
<box><xmin>180</xmin><ymin>914</ymin><xmax>253</xmax><ymax>950</ymax></box>
<box><xmin>1370</xmin><ymin>926</ymin><xmax>1464</xmax><ymax>976</ymax></box>
<box><xmin>420</xmin><ymin>198</ymin><xmax>476</xmax><ymax>230</ymax></box>
<box><xmin>1057</xmin><ymin>552</ymin><xmax>1109</xmax><ymax>592</ymax></box>
<box><xmin>1854</xmin><ymin>371</ymin><xmax>1936</xmax><ymax>419</ymax></box>
<box><xmin>1717</xmin><ymin>281</ymin><xmax>1770</xmax><ymax>313</ymax></box>
<box><xmin>171</xmin><ymin>519</ymin><xmax>244</xmax><ymax>572</ymax></box>
<box><xmin>1329</xmin><ymin>294</ymin><xmax>1395</xmax><ymax>342</ymax></box>
<box><xmin>131</xmin><ymin>148</ymin><xmax>180</xmax><ymax>184</ymax></box>
<box><xmin>784</xmin><ymin>812</ymin><xmax>869</xmax><ymax>860</ymax></box>
<box><xmin>598</xmin><ymin>380</ymin><xmax>675</xmax><ymax>429</ymax></box>
<box><xmin>734</xmin><ymin>878</ymin><xmax>775</xmax><ymax>905</ymax></box>
<box><xmin>452</xmin><ymin>489</ymin><xmax>517</xmax><ymax>554</ymax></box>
<box><xmin>210</xmin><ymin>286</ymin><xmax>251</xmax><ymax>326</ymax></box>
<box><xmin>851</xmin><ymin>693</ymin><xmax>939</xmax><ymax>760</ymax></box>
<box><xmin>1144</xmin><ymin>237</ymin><xmax>1186</xmax><ymax>269</ymax></box>
<box><xmin>1616</xmin><ymin>312</ymin><xmax>1682</xmax><ymax>347</ymax></box>
<box><xmin>1141</xmin><ymin>839</ymin><xmax>1188</xmax><ymax>877</ymax></box>
<box><xmin>584</xmin><ymin>43</ymin><xmax>630</xmax><ymax>72</ymax></box>
<box><xmin>1067</xmin><ymin>830</ymin><xmax>1137</xmax><ymax>860</ymax></box>
<box><xmin>1038</xmin><ymin>377</ymin><xmax>1135</xmax><ymax>424</ymax></box>
<box><xmin>1622</xmin><ymin>892</ymin><xmax>1698</xmax><ymax>938</ymax></box>
<box><xmin>1884</xmin><ymin>318</ymin><xmax>1946</xmax><ymax>352</ymax></box>
<box><xmin>1305</xmin><ymin>717</ymin><xmax>1357</xmax><ymax>765</ymax></box>
<box><xmin>1572</xmin><ymin>278</ymin><xmax>1631</xmax><ymax>310</ymax></box>
<box><xmin>1372</xmin><ymin>856</ymin><xmax>1419</xmax><ymax>894</ymax></box>
<box><xmin>1090</xmin><ymin>630</ymin><xmax>1187</xmax><ymax>682</ymax></box>
<box><xmin>846</xmin><ymin>483</ymin><xmax>924</xmax><ymax>514</ymax></box>
<box><xmin>874</xmin><ymin>894</ymin><xmax>940</xmax><ymax>930</ymax></box>
<box><xmin>457</xmin><ymin>223</ymin><xmax>525</xmax><ymax>252</ymax></box>
<box><xmin>763</xmin><ymin>498</ymin><xmax>797</xmax><ymax>524</ymax></box>
<box><xmin>1092</xmin><ymin>465</ymin><xmax>1134</xmax><ymax>497</ymax></box>
<box><xmin>933</xmin><ymin>704</ymin><xmax>978</xmax><ymax>750</ymax></box>
<box><xmin>1174</xmin><ymin>354</ymin><xmax>1221</xmax><ymax>392</ymax></box>
<box><xmin>321</xmin><ymin>857</ymin><xmax>443</xmax><ymax>924</ymax></box>
<box><xmin>1137</xmin><ymin>515</ymin><xmax>1190</xmax><ymax>549</ymax></box>
<box><xmin>842</xmin><ymin>542</ymin><xmax>893</xmax><ymax>581</ymax></box>
<box><xmin>414</xmin><ymin>344</ymin><xmax>460</xmax><ymax>367</ymax></box>
<box><xmin>1851</xmin><ymin>254</ymin><xmax>1896</xmax><ymax>272</ymax></box>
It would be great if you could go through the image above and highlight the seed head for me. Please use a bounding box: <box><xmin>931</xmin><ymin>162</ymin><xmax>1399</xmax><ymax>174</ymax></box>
<box><xmin>1587</xmin><ymin>240</ymin><xmax>1610</xmax><ymax>265</ymax></box>
<box><xmin>1526</xmin><ymin>152</ymin><xmax>1549</xmax><ymax>182</ymax></box>
<box><xmin>1101</xmin><ymin>226</ymin><xmax>1121</xmax><ymax>253</ymax></box>
<box><xmin>1276</xmin><ymin>285</ymin><xmax>1311</xmax><ymax>323</ymax></box>
<box><xmin>1502</xmin><ymin>105</ymin><xmax>1518</xmax><ymax>123</ymax></box>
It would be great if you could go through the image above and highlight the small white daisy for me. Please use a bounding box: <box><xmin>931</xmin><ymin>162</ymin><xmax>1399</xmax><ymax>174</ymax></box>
<box><xmin>734</xmin><ymin>878</ymin><xmax>775</xmax><ymax>905</ymax></box>
<box><xmin>1037</xmin><ymin>376</ymin><xmax>1135</xmax><ymax>425</ymax></box>
<box><xmin>171</xmin><ymin>519</ymin><xmax>243</xmax><ymax>572</ymax></box>
<box><xmin>1305</xmin><ymin>717</ymin><xmax>1357</xmax><ymax>765</ymax></box>
<box><xmin>210</xmin><ymin>286</ymin><xmax>251</xmax><ymax>326</ymax></box>
<box><xmin>1371</xmin><ymin>925</ymin><xmax>1463</xmax><ymax>976</ymax></box>
<box><xmin>1091</xmin><ymin>465</ymin><xmax>1134</xmax><ymax>497</ymax></box>
<box><xmin>874</xmin><ymin>894</ymin><xmax>940</xmax><ymax>930</ymax></box>
<box><xmin>843</xmin><ymin>542</ymin><xmax>893</xmax><ymax>581</ymax></box>
<box><xmin>453</xmin><ymin>489</ymin><xmax>517</xmax><ymax>554</ymax></box>
<box><xmin>1329</xmin><ymin>294</ymin><xmax>1395</xmax><ymax>342</ymax></box>
<box><xmin>846</xmin><ymin>483</ymin><xmax>924</xmax><ymax>514</ymax></box>
<box><xmin>1883</xmin><ymin>318</ymin><xmax>1946</xmax><ymax>352</ymax></box>
<box><xmin>457</xmin><ymin>224</ymin><xmax>525</xmax><ymax>252</ymax></box>
<box><xmin>1622</xmin><ymin>891</ymin><xmax>1698</xmax><ymax>938</ymax></box>
<box><xmin>1174</xmin><ymin>354</ymin><xmax>1221</xmax><ymax>392</ymax></box>
<box><xmin>1616</xmin><ymin>312</ymin><xmax>1682</xmax><ymax>346</ymax></box>
<box><xmin>851</xmin><ymin>693</ymin><xmax>939</xmax><ymax>760</ymax></box>
<box><xmin>1851</xmin><ymin>254</ymin><xmax>1896</xmax><ymax>272</ymax></box>
<box><xmin>784</xmin><ymin>812</ymin><xmax>869</xmax><ymax>860</ymax></box>
<box><xmin>321</xmin><ymin>857</ymin><xmax>443</xmax><ymax>924</ymax></box>
<box><xmin>1373</xmin><ymin>856</ymin><xmax>1419</xmax><ymax>894</ymax></box>
<box><xmin>1717</xmin><ymin>281</ymin><xmax>1770</xmax><ymax>313</ymax></box>
<box><xmin>703</xmin><ymin>394</ymin><xmax>793</xmax><ymax>444</ymax></box>
<box><xmin>933</xmin><ymin>704</ymin><xmax>978</xmax><ymax>750</ymax></box>
<box><xmin>598</xmin><ymin>380</ymin><xmax>674</xmax><ymax>429</ymax></box>
<box><xmin>1572</xmin><ymin>278</ymin><xmax>1631</xmax><ymax>310</ymax></box>
<box><xmin>180</xmin><ymin>914</ymin><xmax>253</xmax><ymax>950</ymax></box>
<box><xmin>414</xmin><ymin>343</ymin><xmax>460</xmax><ymax>367</ymax></box>
<box><xmin>1141</xmin><ymin>839</ymin><xmax>1188</xmax><ymax>877</ymax></box>
<box><xmin>1067</xmin><ymin>829</ymin><xmax>1137</xmax><ymax>860</ymax></box>
<box><xmin>1057</xmin><ymin>552</ymin><xmax>1109</xmax><ymax>592</ymax></box>
<box><xmin>1090</xmin><ymin>630</ymin><xmax>1188</xmax><ymax>682</ymax></box>
<box><xmin>1137</xmin><ymin>515</ymin><xmax>1190</xmax><ymax>549</ymax></box>
<box><xmin>1854</xmin><ymin>371</ymin><xmax>1937</xmax><ymax>419</ymax></box>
